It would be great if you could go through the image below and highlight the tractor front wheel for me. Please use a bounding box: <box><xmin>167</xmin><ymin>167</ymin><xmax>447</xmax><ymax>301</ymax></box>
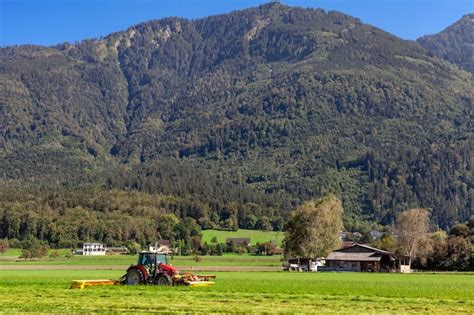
<box><xmin>126</xmin><ymin>269</ymin><xmax>144</xmax><ymax>285</ymax></box>
<box><xmin>155</xmin><ymin>273</ymin><xmax>173</xmax><ymax>286</ymax></box>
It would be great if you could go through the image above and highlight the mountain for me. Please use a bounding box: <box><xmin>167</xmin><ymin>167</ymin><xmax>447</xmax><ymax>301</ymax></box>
<box><xmin>1</xmin><ymin>3</ymin><xmax>473</xmax><ymax>245</ymax></box>
<box><xmin>418</xmin><ymin>14</ymin><xmax>474</xmax><ymax>73</ymax></box>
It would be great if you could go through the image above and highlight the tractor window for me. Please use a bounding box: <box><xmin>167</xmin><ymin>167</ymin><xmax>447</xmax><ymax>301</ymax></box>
<box><xmin>138</xmin><ymin>253</ymin><xmax>155</xmax><ymax>266</ymax></box>
<box><xmin>156</xmin><ymin>254</ymin><xmax>167</xmax><ymax>265</ymax></box>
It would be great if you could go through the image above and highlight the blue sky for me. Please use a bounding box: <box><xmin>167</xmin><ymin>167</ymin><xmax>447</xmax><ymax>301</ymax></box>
<box><xmin>1</xmin><ymin>0</ymin><xmax>473</xmax><ymax>46</ymax></box>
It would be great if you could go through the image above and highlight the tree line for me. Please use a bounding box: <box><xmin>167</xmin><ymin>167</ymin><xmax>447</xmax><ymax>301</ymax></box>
<box><xmin>283</xmin><ymin>196</ymin><xmax>473</xmax><ymax>271</ymax></box>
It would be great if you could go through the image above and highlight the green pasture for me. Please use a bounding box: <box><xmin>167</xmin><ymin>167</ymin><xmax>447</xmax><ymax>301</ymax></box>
<box><xmin>0</xmin><ymin>270</ymin><xmax>472</xmax><ymax>313</ymax></box>
<box><xmin>201</xmin><ymin>229</ymin><xmax>284</xmax><ymax>245</ymax></box>
<box><xmin>0</xmin><ymin>251</ymin><xmax>282</xmax><ymax>267</ymax></box>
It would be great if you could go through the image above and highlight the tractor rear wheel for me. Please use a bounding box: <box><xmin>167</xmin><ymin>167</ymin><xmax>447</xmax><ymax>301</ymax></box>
<box><xmin>126</xmin><ymin>269</ymin><xmax>144</xmax><ymax>285</ymax></box>
<box><xmin>155</xmin><ymin>273</ymin><xmax>173</xmax><ymax>286</ymax></box>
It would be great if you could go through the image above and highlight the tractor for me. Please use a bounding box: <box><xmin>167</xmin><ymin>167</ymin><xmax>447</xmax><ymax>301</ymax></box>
<box><xmin>122</xmin><ymin>251</ymin><xmax>215</xmax><ymax>286</ymax></box>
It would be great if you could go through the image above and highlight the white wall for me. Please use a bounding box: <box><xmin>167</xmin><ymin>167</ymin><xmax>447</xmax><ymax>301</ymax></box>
<box><xmin>82</xmin><ymin>244</ymin><xmax>106</xmax><ymax>256</ymax></box>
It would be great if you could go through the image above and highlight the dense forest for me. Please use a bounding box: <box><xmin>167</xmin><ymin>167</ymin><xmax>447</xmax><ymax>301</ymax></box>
<box><xmin>1</xmin><ymin>3</ymin><xmax>473</xmax><ymax>246</ymax></box>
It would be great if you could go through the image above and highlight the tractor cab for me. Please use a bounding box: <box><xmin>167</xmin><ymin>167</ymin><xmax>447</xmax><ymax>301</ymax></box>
<box><xmin>137</xmin><ymin>251</ymin><xmax>167</xmax><ymax>267</ymax></box>
<box><xmin>137</xmin><ymin>251</ymin><xmax>169</xmax><ymax>275</ymax></box>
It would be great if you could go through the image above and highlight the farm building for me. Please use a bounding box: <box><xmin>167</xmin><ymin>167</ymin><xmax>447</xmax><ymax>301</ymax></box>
<box><xmin>325</xmin><ymin>244</ymin><xmax>411</xmax><ymax>273</ymax></box>
<box><xmin>81</xmin><ymin>242</ymin><xmax>106</xmax><ymax>256</ymax></box>
<box><xmin>149</xmin><ymin>240</ymin><xmax>171</xmax><ymax>253</ymax></box>
<box><xmin>225</xmin><ymin>238</ymin><xmax>250</xmax><ymax>246</ymax></box>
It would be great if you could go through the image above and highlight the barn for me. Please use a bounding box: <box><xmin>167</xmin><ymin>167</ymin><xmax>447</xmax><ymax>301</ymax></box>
<box><xmin>325</xmin><ymin>244</ymin><xmax>411</xmax><ymax>273</ymax></box>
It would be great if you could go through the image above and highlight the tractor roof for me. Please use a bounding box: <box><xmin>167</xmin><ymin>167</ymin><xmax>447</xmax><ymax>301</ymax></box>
<box><xmin>139</xmin><ymin>251</ymin><xmax>169</xmax><ymax>254</ymax></box>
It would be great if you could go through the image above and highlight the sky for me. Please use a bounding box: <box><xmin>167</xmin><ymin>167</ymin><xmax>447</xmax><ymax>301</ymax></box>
<box><xmin>1</xmin><ymin>0</ymin><xmax>473</xmax><ymax>47</ymax></box>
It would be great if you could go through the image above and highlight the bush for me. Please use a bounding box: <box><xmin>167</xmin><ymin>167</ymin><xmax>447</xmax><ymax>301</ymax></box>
<box><xmin>20</xmin><ymin>249</ymin><xmax>33</xmax><ymax>260</ymax></box>
<box><xmin>256</xmin><ymin>241</ymin><xmax>277</xmax><ymax>256</ymax></box>
<box><xmin>124</xmin><ymin>241</ymin><xmax>142</xmax><ymax>255</ymax></box>
<box><xmin>20</xmin><ymin>238</ymin><xmax>50</xmax><ymax>260</ymax></box>
<box><xmin>49</xmin><ymin>251</ymin><xmax>60</xmax><ymax>258</ymax></box>
<box><xmin>8</xmin><ymin>238</ymin><xmax>21</xmax><ymax>248</ymax></box>
<box><xmin>0</xmin><ymin>239</ymin><xmax>9</xmax><ymax>254</ymax></box>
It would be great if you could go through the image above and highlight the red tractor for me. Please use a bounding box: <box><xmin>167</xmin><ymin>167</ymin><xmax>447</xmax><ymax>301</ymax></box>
<box><xmin>122</xmin><ymin>251</ymin><xmax>215</xmax><ymax>286</ymax></box>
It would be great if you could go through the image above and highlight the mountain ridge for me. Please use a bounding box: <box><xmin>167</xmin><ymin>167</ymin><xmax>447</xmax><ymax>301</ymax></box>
<box><xmin>417</xmin><ymin>13</ymin><xmax>474</xmax><ymax>73</ymax></box>
<box><xmin>1</xmin><ymin>4</ymin><xmax>473</xmax><ymax>240</ymax></box>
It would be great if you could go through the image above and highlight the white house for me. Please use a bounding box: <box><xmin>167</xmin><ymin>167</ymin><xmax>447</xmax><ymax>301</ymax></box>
<box><xmin>82</xmin><ymin>242</ymin><xmax>106</xmax><ymax>256</ymax></box>
<box><xmin>149</xmin><ymin>240</ymin><xmax>171</xmax><ymax>253</ymax></box>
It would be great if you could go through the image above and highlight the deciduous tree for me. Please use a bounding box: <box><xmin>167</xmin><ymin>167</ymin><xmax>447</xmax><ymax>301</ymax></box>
<box><xmin>395</xmin><ymin>208</ymin><xmax>431</xmax><ymax>264</ymax></box>
<box><xmin>283</xmin><ymin>193</ymin><xmax>343</xmax><ymax>258</ymax></box>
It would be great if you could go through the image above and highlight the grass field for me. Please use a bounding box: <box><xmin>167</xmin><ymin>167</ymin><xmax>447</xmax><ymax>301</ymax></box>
<box><xmin>201</xmin><ymin>229</ymin><xmax>284</xmax><ymax>245</ymax></box>
<box><xmin>0</xmin><ymin>270</ymin><xmax>472</xmax><ymax>313</ymax></box>
<box><xmin>0</xmin><ymin>250</ymin><xmax>282</xmax><ymax>267</ymax></box>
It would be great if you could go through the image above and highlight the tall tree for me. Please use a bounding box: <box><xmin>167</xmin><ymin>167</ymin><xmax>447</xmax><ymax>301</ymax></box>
<box><xmin>283</xmin><ymin>193</ymin><xmax>343</xmax><ymax>258</ymax></box>
<box><xmin>156</xmin><ymin>214</ymin><xmax>179</xmax><ymax>241</ymax></box>
<box><xmin>395</xmin><ymin>208</ymin><xmax>431</xmax><ymax>264</ymax></box>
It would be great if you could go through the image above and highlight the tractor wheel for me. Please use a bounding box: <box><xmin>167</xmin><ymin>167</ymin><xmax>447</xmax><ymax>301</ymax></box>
<box><xmin>126</xmin><ymin>269</ymin><xmax>144</xmax><ymax>286</ymax></box>
<box><xmin>155</xmin><ymin>273</ymin><xmax>173</xmax><ymax>286</ymax></box>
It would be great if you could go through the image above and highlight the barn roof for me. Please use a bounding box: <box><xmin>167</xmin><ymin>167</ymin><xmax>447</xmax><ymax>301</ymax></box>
<box><xmin>334</xmin><ymin>243</ymin><xmax>392</xmax><ymax>254</ymax></box>
<box><xmin>326</xmin><ymin>252</ymin><xmax>382</xmax><ymax>262</ymax></box>
<box><xmin>326</xmin><ymin>243</ymin><xmax>397</xmax><ymax>262</ymax></box>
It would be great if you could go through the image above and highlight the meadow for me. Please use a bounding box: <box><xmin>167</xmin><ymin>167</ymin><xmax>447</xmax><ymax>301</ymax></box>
<box><xmin>0</xmin><ymin>270</ymin><xmax>472</xmax><ymax>313</ymax></box>
<box><xmin>201</xmin><ymin>229</ymin><xmax>284</xmax><ymax>245</ymax></box>
<box><xmin>0</xmin><ymin>249</ymin><xmax>282</xmax><ymax>267</ymax></box>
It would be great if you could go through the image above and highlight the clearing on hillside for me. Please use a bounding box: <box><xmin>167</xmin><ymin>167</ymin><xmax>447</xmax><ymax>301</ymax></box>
<box><xmin>201</xmin><ymin>229</ymin><xmax>284</xmax><ymax>245</ymax></box>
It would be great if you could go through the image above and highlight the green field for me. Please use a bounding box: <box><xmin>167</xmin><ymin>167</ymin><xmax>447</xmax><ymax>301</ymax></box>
<box><xmin>0</xmin><ymin>270</ymin><xmax>472</xmax><ymax>313</ymax></box>
<box><xmin>0</xmin><ymin>250</ymin><xmax>282</xmax><ymax>267</ymax></box>
<box><xmin>201</xmin><ymin>229</ymin><xmax>284</xmax><ymax>245</ymax></box>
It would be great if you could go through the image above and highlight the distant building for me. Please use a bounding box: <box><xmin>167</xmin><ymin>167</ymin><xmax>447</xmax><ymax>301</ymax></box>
<box><xmin>370</xmin><ymin>230</ymin><xmax>384</xmax><ymax>240</ymax></box>
<box><xmin>325</xmin><ymin>243</ymin><xmax>411</xmax><ymax>273</ymax></box>
<box><xmin>339</xmin><ymin>232</ymin><xmax>362</xmax><ymax>242</ymax></box>
<box><xmin>149</xmin><ymin>240</ymin><xmax>171</xmax><ymax>253</ymax></box>
<box><xmin>225</xmin><ymin>238</ymin><xmax>250</xmax><ymax>246</ymax></box>
<box><xmin>81</xmin><ymin>243</ymin><xmax>106</xmax><ymax>256</ymax></box>
<box><xmin>338</xmin><ymin>232</ymin><xmax>349</xmax><ymax>240</ymax></box>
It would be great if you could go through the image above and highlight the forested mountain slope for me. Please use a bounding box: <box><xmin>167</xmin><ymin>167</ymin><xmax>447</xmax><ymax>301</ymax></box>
<box><xmin>1</xmin><ymin>4</ymin><xmax>473</xmax><ymax>244</ymax></box>
<box><xmin>418</xmin><ymin>13</ymin><xmax>473</xmax><ymax>73</ymax></box>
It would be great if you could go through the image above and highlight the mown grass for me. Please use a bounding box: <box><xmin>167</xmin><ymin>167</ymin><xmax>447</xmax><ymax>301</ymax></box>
<box><xmin>0</xmin><ymin>270</ymin><xmax>472</xmax><ymax>313</ymax></box>
<box><xmin>1</xmin><ymin>248</ymin><xmax>71</xmax><ymax>257</ymax></box>
<box><xmin>201</xmin><ymin>229</ymin><xmax>284</xmax><ymax>245</ymax></box>
<box><xmin>0</xmin><ymin>252</ymin><xmax>282</xmax><ymax>267</ymax></box>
